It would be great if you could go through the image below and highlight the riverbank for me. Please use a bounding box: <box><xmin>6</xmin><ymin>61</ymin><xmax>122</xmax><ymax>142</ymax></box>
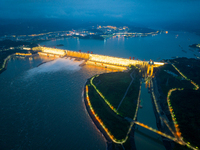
<box><xmin>151</xmin><ymin>77</ymin><xmax>175</xmax><ymax>150</ymax></box>
<box><xmin>83</xmin><ymin>66</ymin><xmax>141</xmax><ymax>150</ymax></box>
<box><xmin>83</xmin><ymin>83</ymin><xmax>113</xmax><ymax>146</ymax></box>
<box><xmin>0</xmin><ymin>54</ymin><xmax>13</xmax><ymax>74</ymax></box>
<box><xmin>152</xmin><ymin>58</ymin><xmax>200</xmax><ymax>150</ymax></box>
<box><xmin>0</xmin><ymin>50</ymin><xmax>38</xmax><ymax>74</ymax></box>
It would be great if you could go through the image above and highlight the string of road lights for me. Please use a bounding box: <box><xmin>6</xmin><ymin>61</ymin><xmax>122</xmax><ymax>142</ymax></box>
<box><xmin>134</xmin><ymin>121</ymin><xmax>179</xmax><ymax>143</ymax></box>
<box><xmin>150</xmin><ymin>80</ymin><xmax>179</xmax><ymax>138</ymax></box>
<box><xmin>149</xmin><ymin>64</ymin><xmax>199</xmax><ymax>150</ymax></box>
<box><xmin>172</xmin><ymin>64</ymin><xmax>199</xmax><ymax>90</ymax></box>
<box><xmin>90</xmin><ymin>75</ymin><xmax>119</xmax><ymax>114</ymax></box>
<box><xmin>0</xmin><ymin>55</ymin><xmax>12</xmax><ymax>71</ymax></box>
<box><xmin>85</xmin><ymin>85</ymin><xmax>126</xmax><ymax>144</ymax></box>
<box><xmin>86</xmin><ymin>77</ymin><xmax>142</xmax><ymax>144</ymax></box>
<box><xmin>166</xmin><ymin>64</ymin><xmax>200</xmax><ymax>150</ymax></box>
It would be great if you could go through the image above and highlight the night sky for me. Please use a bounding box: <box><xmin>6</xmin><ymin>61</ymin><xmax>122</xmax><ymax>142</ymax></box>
<box><xmin>1</xmin><ymin>0</ymin><xmax>200</xmax><ymax>24</ymax></box>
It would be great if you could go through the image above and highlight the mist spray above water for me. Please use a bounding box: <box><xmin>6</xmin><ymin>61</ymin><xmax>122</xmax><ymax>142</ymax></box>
<box><xmin>25</xmin><ymin>58</ymin><xmax>83</xmax><ymax>78</ymax></box>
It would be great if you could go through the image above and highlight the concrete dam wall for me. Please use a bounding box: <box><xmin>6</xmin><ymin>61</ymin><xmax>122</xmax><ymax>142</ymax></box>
<box><xmin>67</xmin><ymin>51</ymin><xmax>89</xmax><ymax>59</ymax></box>
<box><xmin>32</xmin><ymin>46</ymin><xmax>164</xmax><ymax>70</ymax></box>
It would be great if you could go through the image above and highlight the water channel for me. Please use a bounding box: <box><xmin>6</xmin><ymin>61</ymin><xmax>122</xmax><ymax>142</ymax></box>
<box><xmin>134</xmin><ymin>81</ymin><xmax>166</xmax><ymax>150</ymax></box>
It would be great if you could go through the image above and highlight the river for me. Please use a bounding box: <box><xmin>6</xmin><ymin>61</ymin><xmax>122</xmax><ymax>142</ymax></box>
<box><xmin>0</xmin><ymin>56</ymin><xmax>110</xmax><ymax>150</ymax></box>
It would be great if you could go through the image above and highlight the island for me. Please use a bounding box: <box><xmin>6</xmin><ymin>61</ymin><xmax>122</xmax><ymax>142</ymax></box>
<box><xmin>56</xmin><ymin>44</ymin><xmax>64</xmax><ymax>47</ymax></box>
<box><xmin>189</xmin><ymin>44</ymin><xmax>200</xmax><ymax>49</ymax></box>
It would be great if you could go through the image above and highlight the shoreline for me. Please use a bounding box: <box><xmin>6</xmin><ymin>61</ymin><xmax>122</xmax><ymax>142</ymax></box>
<box><xmin>83</xmin><ymin>79</ymin><xmax>113</xmax><ymax>143</ymax></box>
<box><xmin>83</xmin><ymin>75</ymin><xmax>139</xmax><ymax>150</ymax></box>
<box><xmin>0</xmin><ymin>54</ymin><xmax>14</xmax><ymax>74</ymax></box>
<box><xmin>151</xmin><ymin>75</ymin><xmax>175</xmax><ymax>150</ymax></box>
<box><xmin>83</xmin><ymin>79</ymin><xmax>114</xmax><ymax>149</ymax></box>
<box><xmin>0</xmin><ymin>53</ymin><xmax>39</xmax><ymax>74</ymax></box>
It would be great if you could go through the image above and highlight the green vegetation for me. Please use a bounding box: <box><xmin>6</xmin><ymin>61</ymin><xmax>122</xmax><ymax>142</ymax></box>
<box><xmin>158</xmin><ymin>64</ymin><xmax>193</xmax><ymax>96</ymax></box>
<box><xmin>157</xmin><ymin>58</ymin><xmax>200</xmax><ymax>150</ymax></box>
<box><xmin>93</xmin><ymin>72</ymin><xmax>131</xmax><ymax>108</ymax></box>
<box><xmin>118</xmin><ymin>69</ymin><xmax>140</xmax><ymax>118</ymax></box>
<box><xmin>169</xmin><ymin>58</ymin><xmax>200</xmax><ymax>86</ymax></box>
<box><xmin>87</xmin><ymin>66</ymin><xmax>141</xmax><ymax>149</ymax></box>
<box><xmin>0</xmin><ymin>40</ymin><xmax>37</xmax><ymax>49</ymax></box>
<box><xmin>92</xmin><ymin>66</ymin><xmax>141</xmax><ymax>118</ymax></box>
<box><xmin>171</xmin><ymin>89</ymin><xmax>200</xmax><ymax>149</ymax></box>
<box><xmin>88</xmin><ymin>85</ymin><xmax>130</xmax><ymax>140</ymax></box>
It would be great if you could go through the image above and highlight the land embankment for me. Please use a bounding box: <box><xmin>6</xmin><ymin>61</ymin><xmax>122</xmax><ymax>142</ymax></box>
<box><xmin>153</xmin><ymin>58</ymin><xmax>200</xmax><ymax>150</ymax></box>
<box><xmin>84</xmin><ymin>66</ymin><xmax>141</xmax><ymax>150</ymax></box>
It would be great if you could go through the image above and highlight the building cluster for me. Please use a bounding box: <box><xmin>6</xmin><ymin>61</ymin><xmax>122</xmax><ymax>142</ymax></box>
<box><xmin>0</xmin><ymin>25</ymin><xmax>161</xmax><ymax>42</ymax></box>
<box><xmin>0</xmin><ymin>45</ymin><xmax>31</xmax><ymax>52</ymax></box>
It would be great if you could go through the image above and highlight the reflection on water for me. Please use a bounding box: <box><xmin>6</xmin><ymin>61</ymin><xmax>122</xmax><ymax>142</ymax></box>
<box><xmin>41</xmin><ymin>32</ymin><xmax>200</xmax><ymax>61</ymax></box>
<box><xmin>0</xmin><ymin>56</ymin><xmax>109</xmax><ymax>150</ymax></box>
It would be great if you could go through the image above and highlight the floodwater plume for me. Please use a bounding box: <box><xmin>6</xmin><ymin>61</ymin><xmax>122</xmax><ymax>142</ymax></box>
<box><xmin>25</xmin><ymin>58</ymin><xmax>83</xmax><ymax>78</ymax></box>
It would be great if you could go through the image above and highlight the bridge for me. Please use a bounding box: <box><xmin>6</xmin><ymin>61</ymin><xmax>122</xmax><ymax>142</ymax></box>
<box><xmin>32</xmin><ymin>46</ymin><xmax>165</xmax><ymax>71</ymax></box>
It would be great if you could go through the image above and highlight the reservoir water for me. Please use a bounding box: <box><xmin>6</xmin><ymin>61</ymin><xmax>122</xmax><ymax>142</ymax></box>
<box><xmin>41</xmin><ymin>32</ymin><xmax>200</xmax><ymax>61</ymax></box>
<box><xmin>0</xmin><ymin>32</ymin><xmax>200</xmax><ymax>149</ymax></box>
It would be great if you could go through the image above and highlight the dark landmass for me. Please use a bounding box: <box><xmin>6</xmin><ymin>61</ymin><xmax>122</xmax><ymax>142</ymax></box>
<box><xmin>155</xmin><ymin>57</ymin><xmax>200</xmax><ymax>150</ymax></box>
<box><xmin>75</xmin><ymin>35</ymin><xmax>104</xmax><ymax>40</ymax></box>
<box><xmin>161</xmin><ymin>20</ymin><xmax>200</xmax><ymax>36</ymax></box>
<box><xmin>171</xmin><ymin>89</ymin><xmax>200</xmax><ymax>148</ymax></box>
<box><xmin>189</xmin><ymin>44</ymin><xmax>200</xmax><ymax>49</ymax></box>
<box><xmin>86</xmin><ymin>29</ymin><xmax>104</xmax><ymax>34</ymax></box>
<box><xmin>155</xmin><ymin>63</ymin><xmax>193</xmax><ymax>95</ymax></box>
<box><xmin>56</xmin><ymin>44</ymin><xmax>64</xmax><ymax>47</ymax></box>
<box><xmin>85</xmin><ymin>66</ymin><xmax>141</xmax><ymax>150</ymax></box>
<box><xmin>0</xmin><ymin>40</ymin><xmax>38</xmax><ymax>74</ymax></box>
<box><xmin>0</xmin><ymin>40</ymin><xmax>37</xmax><ymax>49</ymax></box>
<box><xmin>168</xmin><ymin>58</ymin><xmax>200</xmax><ymax>86</ymax></box>
<box><xmin>189</xmin><ymin>44</ymin><xmax>198</xmax><ymax>48</ymax></box>
<box><xmin>128</xmin><ymin>26</ymin><xmax>156</xmax><ymax>33</ymax></box>
<box><xmin>0</xmin><ymin>49</ymin><xmax>35</xmax><ymax>74</ymax></box>
<box><xmin>0</xmin><ymin>18</ymin><xmax>87</xmax><ymax>36</ymax></box>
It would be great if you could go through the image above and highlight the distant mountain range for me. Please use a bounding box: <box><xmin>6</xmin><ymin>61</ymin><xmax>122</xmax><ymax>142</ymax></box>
<box><xmin>0</xmin><ymin>18</ymin><xmax>199</xmax><ymax>36</ymax></box>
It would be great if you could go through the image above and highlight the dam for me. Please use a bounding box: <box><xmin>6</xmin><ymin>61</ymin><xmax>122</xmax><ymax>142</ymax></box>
<box><xmin>32</xmin><ymin>46</ymin><xmax>164</xmax><ymax>71</ymax></box>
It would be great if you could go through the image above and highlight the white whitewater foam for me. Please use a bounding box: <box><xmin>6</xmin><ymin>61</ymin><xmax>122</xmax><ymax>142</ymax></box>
<box><xmin>25</xmin><ymin>58</ymin><xmax>83</xmax><ymax>78</ymax></box>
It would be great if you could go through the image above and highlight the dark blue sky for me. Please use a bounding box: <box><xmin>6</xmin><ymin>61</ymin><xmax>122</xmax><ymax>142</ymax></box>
<box><xmin>1</xmin><ymin>0</ymin><xmax>200</xmax><ymax>25</ymax></box>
